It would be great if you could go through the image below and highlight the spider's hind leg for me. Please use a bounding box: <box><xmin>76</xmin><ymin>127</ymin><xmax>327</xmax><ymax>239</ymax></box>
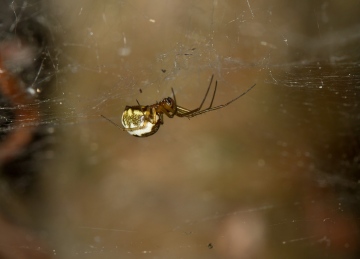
<box><xmin>100</xmin><ymin>115</ymin><xmax>125</xmax><ymax>130</ymax></box>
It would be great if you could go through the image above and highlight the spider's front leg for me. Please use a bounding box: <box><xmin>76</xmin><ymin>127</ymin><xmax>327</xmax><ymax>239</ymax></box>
<box><xmin>156</xmin><ymin>105</ymin><xmax>176</xmax><ymax>118</ymax></box>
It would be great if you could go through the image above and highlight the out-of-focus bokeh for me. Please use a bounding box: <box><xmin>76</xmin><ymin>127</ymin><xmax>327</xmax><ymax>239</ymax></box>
<box><xmin>1</xmin><ymin>0</ymin><xmax>359</xmax><ymax>258</ymax></box>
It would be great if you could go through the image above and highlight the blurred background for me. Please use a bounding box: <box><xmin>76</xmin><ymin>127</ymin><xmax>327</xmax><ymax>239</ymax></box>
<box><xmin>0</xmin><ymin>0</ymin><xmax>359</xmax><ymax>258</ymax></box>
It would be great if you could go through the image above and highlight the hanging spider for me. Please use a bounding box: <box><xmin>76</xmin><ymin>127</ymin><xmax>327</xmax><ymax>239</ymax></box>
<box><xmin>101</xmin><ymin>75</ymin><xmax>255</xmax><ymax>137</ymax></box>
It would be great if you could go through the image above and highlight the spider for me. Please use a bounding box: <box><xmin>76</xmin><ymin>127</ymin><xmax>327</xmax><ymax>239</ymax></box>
<box><xmin>101</xmin><ymin>75</ymin><xmax>255</xmax><ymax>137</ymax></box>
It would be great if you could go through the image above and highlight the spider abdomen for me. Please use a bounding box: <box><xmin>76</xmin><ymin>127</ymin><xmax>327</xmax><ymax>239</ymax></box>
<box><xmin>121</xmin><ymin>106</ymin><xmax>161</xmax><ymax>137</ymax></box>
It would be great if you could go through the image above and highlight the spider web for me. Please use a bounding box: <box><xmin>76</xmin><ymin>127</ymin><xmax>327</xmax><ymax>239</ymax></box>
<box><xmin>0</xmin><ymin>0</ymin><xmax>360</xmax><ymax>258</ymax></box>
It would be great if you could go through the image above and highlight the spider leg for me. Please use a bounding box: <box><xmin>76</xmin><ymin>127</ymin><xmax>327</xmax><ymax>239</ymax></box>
<box><xmin>208</xmin><ymin>80</ymin><xmax>217</xmax><ymax>109</ymax></box>
<box><xmin>175</xmin><ymin>74</ymin><xmax>215</xmax><ymax>118</ymax></box>
<box><xmin>175</xmin><ymin>106</ymin><xmax>192</xmax><ymax>115</ymax></box>
<box><xmin>171</xmin><ymin>88</ymin><xmax>178</xmax><ymax>116</ymax></box>
<box><xmin>157</xmin><ymin>105</ymin><xmax>176</xmax><ymax>118</ymax></box>
<box><xmin>100</xmin><ymin>115</ymin><xmax>125</xmax><ymax>130</ymax></box>
<box><xmin>197</xmin><ymin>74</ymin><xmax>214</xmax><ymax>111</ymax></box>
<box><xmin>150</xmin><ymin>107</ymin><xmax>161</xmax><ymax>124</ymax></box>
<box><xmin>185</xmin><ymin>83</ymin><xmax>256</xmax><ymax>118</ymax></box>
<box><xmin>158</xmin><ymin>113</ymin><xmax>164</xmax><ymax>124</ymax></box>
